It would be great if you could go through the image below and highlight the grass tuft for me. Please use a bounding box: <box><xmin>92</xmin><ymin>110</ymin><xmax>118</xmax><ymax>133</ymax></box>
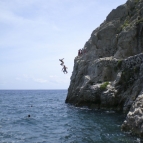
<box><xmin>100</xmin><ymin>82</ymin><xmax>109</xmax><ymax>90</ymax></box>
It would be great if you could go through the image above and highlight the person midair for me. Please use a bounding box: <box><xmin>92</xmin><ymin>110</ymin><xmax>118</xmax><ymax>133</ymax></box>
<box><xmin>62</xmin><ymin>65</ymin><xmax>68</xmax><ymax>74</ymax></box>
<box><xmin>59</xmin><ymin>58</ymin><xmax>64</xmax><ymax>66</ymax></box>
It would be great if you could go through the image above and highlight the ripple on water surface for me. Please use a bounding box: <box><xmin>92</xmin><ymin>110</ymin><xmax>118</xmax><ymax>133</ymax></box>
<box><xmin>0</xmin><ymin>90</ymin><xmax>141</xmax><ymax>143</ymax></box>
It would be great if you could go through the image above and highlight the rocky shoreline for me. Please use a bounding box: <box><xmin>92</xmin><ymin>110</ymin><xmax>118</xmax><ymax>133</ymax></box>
<box><xmin>65</xmin><ymin>0</ymin><xmax>143</xmax><ymax>137</ymax></box>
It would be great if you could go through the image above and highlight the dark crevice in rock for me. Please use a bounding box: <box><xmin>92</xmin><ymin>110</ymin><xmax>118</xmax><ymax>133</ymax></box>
<box><xmin>137</xmin><ymin>22</ymin><xmax>143</xmax><ymax>52</ymax></box>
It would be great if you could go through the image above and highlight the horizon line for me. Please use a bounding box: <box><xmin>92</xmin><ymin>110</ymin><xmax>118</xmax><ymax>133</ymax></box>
<box><xmin>0</xmin><ymin>89</ymin><xmax>68</xmax><ymax>90</ymax></box>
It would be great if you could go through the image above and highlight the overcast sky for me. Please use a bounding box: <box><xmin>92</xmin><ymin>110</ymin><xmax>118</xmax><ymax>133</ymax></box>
<box><xmin>0</xmin><ymin>0</ymin><xmax>127</xmax><ymax>89</ymax></box>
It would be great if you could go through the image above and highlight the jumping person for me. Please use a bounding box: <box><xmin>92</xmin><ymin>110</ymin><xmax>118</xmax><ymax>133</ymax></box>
<box><xmin>59</xmin><ymin>58</ymin><xmax>64</xmax><ymax>66</ymax></box>
<box><xmin>62</xmin><ymin>65</ymin><xmax>68</xmax><ymax>74</ymax></box>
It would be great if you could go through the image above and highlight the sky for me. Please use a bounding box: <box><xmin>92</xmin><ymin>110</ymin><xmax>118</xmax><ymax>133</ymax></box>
<box><xmin>0</xmin><ymin>0</ymin><xmax>127</xmax><ymax>89</ymax></box>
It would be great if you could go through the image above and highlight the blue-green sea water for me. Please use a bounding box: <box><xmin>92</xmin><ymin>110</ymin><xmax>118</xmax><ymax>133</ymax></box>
<box><xmin>0</xmin><ymin>90</ymin><xmax>141</xmax><ymax>143</ymax></box>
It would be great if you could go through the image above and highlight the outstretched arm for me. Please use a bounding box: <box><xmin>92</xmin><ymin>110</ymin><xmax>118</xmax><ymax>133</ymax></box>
<box><xmin>59</xmin><ymin>58</ymin><xmax>64</xmax><ymax>62</ymax></box>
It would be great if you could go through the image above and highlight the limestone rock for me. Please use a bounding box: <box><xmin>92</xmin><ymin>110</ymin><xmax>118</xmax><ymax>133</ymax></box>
<box><xmin>106</xmin><ymin>4</ymin><xmax>128</xmax><ymax>22</ymax></box>
<box><xmin>65</xmin><ymin>0</ymin><xmax>143</xmax><ymax>137</ymax></box>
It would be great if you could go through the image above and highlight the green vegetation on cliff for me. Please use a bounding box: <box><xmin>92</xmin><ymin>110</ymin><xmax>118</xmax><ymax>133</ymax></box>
<box><xmin>100</xmin><ymin>82</ymin><xmax>109</xmax><ymax>90</ymax></box>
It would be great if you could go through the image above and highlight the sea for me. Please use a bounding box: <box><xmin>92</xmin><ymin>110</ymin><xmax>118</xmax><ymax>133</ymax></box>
<box><xmin>0</xmin><ymin>90</ymin><xmax>141</xmax><ymax>143</ymax></box>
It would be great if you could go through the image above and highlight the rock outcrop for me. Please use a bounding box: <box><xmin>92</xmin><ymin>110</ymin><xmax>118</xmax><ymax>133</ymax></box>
<box><xmin>65</xmin><ymin>0</ymin><xmax>143</xmax><ymax>137</ymax></box>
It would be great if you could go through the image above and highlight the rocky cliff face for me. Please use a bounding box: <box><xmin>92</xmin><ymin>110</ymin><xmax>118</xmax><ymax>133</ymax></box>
<box><xmin>65</xmin><ymin>0</ymin><xmax>143</xmax><ymax>137</ymax></box>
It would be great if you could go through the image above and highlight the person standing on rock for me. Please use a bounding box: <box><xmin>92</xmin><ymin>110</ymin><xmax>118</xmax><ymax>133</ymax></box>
<box><xmin>78</xmin><ymin>49</ymin><xmax>81</xmax><ymax>56</ymax></box>
<box><xmin>62</xmin><ymin>65</ymin><xmax>68</xmax><ymax>74</ymax></box>
<box><xmin>80</xmin><ymin>49</ymin><xmax>83</xmax><ymax>55</ymax></box>
<box><xmin>59</xmin><ymin>58</ymin><xmax>64</xmax><ymax>66</ymax></box>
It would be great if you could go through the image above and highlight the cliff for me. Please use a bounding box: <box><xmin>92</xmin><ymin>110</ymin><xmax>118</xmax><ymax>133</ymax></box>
<box><xmin>65</xmin><ymin>0</ymin><xmax>143</xmax><ymax>137</ymax></box>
